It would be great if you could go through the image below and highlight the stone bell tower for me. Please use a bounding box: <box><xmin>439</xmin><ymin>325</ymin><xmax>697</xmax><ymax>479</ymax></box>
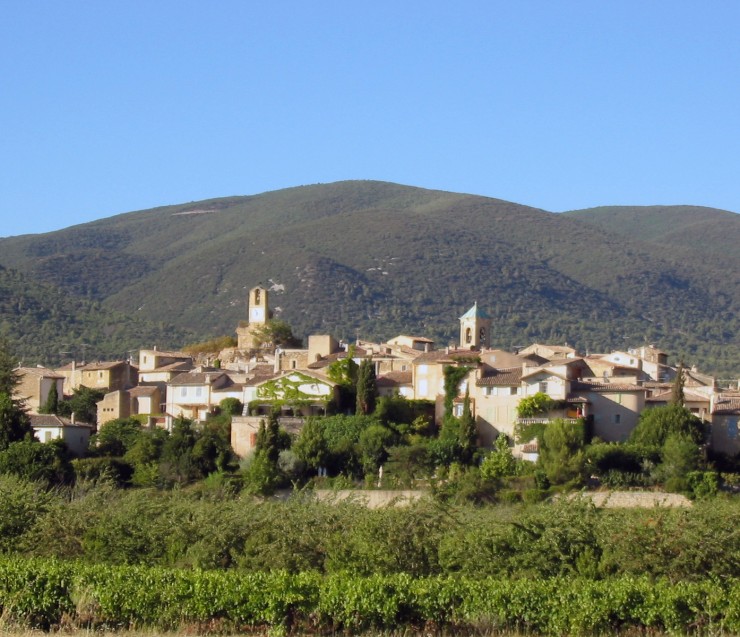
<box><xmin>459</xmin><ymin>302</ymin><xmax>491</xmax><ymax>350</ymax></box>
<box><xmin>236</xmin><ymin>285</ymin><xmax>270</xmax><ymax>349</ymax></box>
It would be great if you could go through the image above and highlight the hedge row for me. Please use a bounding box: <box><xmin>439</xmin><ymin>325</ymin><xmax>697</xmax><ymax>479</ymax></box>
<box><xmin>1</xmin><ymin>557</ymin><xmax>738</xmax><ymax>634</ymax></box>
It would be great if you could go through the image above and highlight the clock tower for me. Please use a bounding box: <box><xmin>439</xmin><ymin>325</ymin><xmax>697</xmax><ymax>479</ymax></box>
<box><xmin>248</xmin><ymin>286</ymin><xmax>268</xmax><ymax>326</ymax></box>
<box><xmin>237</xmin><ymin>285</ymin><xmax>270</xmax><ymax>350</ymax></box>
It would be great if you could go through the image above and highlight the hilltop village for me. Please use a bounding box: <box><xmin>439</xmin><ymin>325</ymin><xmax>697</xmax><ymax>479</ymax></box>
<box><xmin>12</xmin><ymin>285</ymin><xmax>740</xmax><ymax>464</ymax></box>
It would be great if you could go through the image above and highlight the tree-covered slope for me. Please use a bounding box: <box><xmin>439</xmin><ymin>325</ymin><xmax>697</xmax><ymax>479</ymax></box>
<box><xmin>0</xmin><ymin>264</ymin><xmax>191</xmax><ymax>366</ymax></box>
<box><xmin>0</xmin><ymin>181</ymin><xmax>737</xmax><ymax>376</ymax></box>
<box><xmin>563</xmin><ymin>205</ymin><xmax>740</xmax><ymax>267</ymax></box>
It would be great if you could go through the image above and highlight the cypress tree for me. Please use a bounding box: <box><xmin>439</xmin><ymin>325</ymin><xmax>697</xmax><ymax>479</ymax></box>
<box><xmin>458</xmin><ymin>387</ymin><xmax>477</xmax><ymax>464</ymax></box>
<box><xmin>40</xmin><ymin>382</ymin><xmax>59</xmax><ymax>415</ymax></box>
<box><xmin>356</xmin><ymin>359</ymin><xmax>377</xmax><ymax>415</ymax></box>
<box><xmin>671</xmin><ymin>363</ymin><xmax>685</xmax><ymax>406</ymax></box>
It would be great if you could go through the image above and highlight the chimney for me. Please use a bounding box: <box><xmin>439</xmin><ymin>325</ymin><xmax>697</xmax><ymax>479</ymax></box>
<box><xmin>71</xmin><ymin>412</ymin><xmax>76</xmax><ymax>425</ymax></box>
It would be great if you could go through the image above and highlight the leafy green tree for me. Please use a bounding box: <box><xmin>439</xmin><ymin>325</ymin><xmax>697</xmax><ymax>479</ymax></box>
<box><xmin>480</xmin><ymin>434</ymin><xmax>516</xmax><ymax>481</ymax></box>
<box><xmin>0</xmin><ymin>438</ymin><xmax>73</xmax><ymax>486</ymax></box>
<box><xmin>355</xmin><ymin>358</ymin><xmax>377</xmax><ymax>415</ymax></box>
<box><xmin>0</xmin><ymin>392</ymin><xmax>33</xmax><ymax>452</ymax></box>
<box><xmin>245</xmin><ymin>410</ymin><xmax>288</xmax><ymax>493</ymax></box>
<box><xmin>319</xmin><ymin>414</ymin><xmax>379</xmax><ymax>477</ymax></box>
<box><xmin>383</xmin><ymin>443</ymin><xmax>434</xmax><ymax>486</ymax></box>
<box><xmin>293</xmin><ymin>417</ymin><xmax>329</xmax><ymax>472</ymax></box>
<box><xmin>358</xmin><ymin>424</ymin><xmax>396</xmax><ymax>475</ymax></box>
<box><xmin>516</xmin><ymin>392</ymin><xmax>555</xmax><ymax>418</ymax></box>
<box><xmin>39</xmin><ymin>382</ymin><xmax>59</xmax><ymax>415</ymax></box>
<box><xmin>219</xmin><ymin>397</ymin><xmax>243</xmax><ymax>416</ymax></box>
<box><xmin>658</xmin><ymin>433</ymin><xmax>702</xmax><ymax>492</ymax></box>
<box><xmin>252</xmin><ymin>319</ymin><xmax>301</xmax><ymax>349</ymax></box>
<box><xmin>92</xmin><ymin>418</ymin><xmax>143</xmax><ymax>457</ymax></box>
<box><xmin>124</xmin><ymin>427</ymin><xmax>169</xmax><ymax>487</ymax></box>
<box><xmin>192</xmin><ymin>422</ymin><xmax>238</xmax><ymax>475</ymax></box>
<box><xmin>538</xmin><ymin>418</ymin><xmax>586</xmax><ymax>485</ymax></box>
<box><xmin>242</xmin><ymin>450</ymin><xmax>283</xmax><ymax>495</ymax></box>
<box><xmin>158</xmin><ymin>417</ymin><xmax>199</xmax><ymax>485</ymax></box>
<box><xmin>58</xmin><ymin>386</ymin><xmax>105</xmax><ymax>425</ymax></box>
<box><xmin>0</xmin><ymin>474</ymin><xmax>58</xmax><ymax>552</ymax></box>
<box><xmin>629</xmin><ymin>404</ymin><xmax>705</xmax><ymax>447</ymax></box>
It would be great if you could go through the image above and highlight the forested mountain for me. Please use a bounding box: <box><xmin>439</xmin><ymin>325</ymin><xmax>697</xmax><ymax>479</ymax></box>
<box><xmin>0</xmin><ymin>264</ymin><xmax>190</xmax><ymax>366</ymax></box>
<box><xmin>0</xmin><ymin>181</ymin><xmax>737</xmax><ymax>376</ymax></box>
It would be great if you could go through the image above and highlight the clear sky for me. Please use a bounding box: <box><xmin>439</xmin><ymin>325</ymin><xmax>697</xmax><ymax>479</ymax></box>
<box><xmin>2</xmin><ymin>1</ymin><xmax>739</xmax><ymax>238</ymax></box>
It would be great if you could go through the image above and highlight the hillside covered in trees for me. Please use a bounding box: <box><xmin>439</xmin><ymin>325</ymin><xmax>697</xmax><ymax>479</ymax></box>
<box><xmin>0</xmin><ymin>181</ymin><xmax>737</xmax><ymax>375</ymax></box>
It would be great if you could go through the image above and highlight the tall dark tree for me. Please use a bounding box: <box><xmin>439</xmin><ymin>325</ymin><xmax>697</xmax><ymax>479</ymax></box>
<box><xmin>0</xmin><ymin>393</ymin><xmax>33</xmax><ymax>452</ymax></box>
<box><xmin>39</xmin><ymin>382</ymin><xmax>59</xmax><ymax>415</ymax></box>
<box><xmin>256</xmin><ymin>410</ymin><xmax>282</xmax><ymax>464</ymax></box>
<box><xmin>671</xmin><ymin>363</ymin><xmax>685</xmax><ymax>406</ymax></box>
<box><xmin>0</xmin><ymin>340</ymin><xmax>32</xmax><ymax>451</ymax></box>
<box><xmin>356</xmin><ymin>359</ymin><xmax>377</xmax><ymax>416</ymax></box>
<box><xmin>0</xmin><ymin>338</ymin><xmax>20</xmax><ymax>396</ymax></box>
<box><xmin>158</xmin><ymin>416</ymin><xmax>199</xmax><ymax>485</ymax></box>
<box><xmin>457</xmin><ymin>387</ymin><xmax>478</xmax><ymax>464</ymax></box>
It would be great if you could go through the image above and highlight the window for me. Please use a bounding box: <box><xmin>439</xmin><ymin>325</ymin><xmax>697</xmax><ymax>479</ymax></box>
<box><xmin>485</xmin><ymin>387</ymin><xmax>493</xmax><ymax>396</ymax></box>
<box><xmin>479</xmin><ymin>327</ymin><xmax>486</xmax><ymax>342</ymax></box>
<box><xmin>510</xmin><ymin>386</ymin><xmax>518</xmax><ymax>395</ymax></box>
<box><xmin>454</xmin><ymin>404</ymin><xmax>464</xmax><ymax>417</ymax></box>
<box><xmin>291</xmin><ymin>360</ymin><xmax>297</xmax><ymax>369</ymax></box>
<box><xmin>539</xmin><ymin>381</ymin><xmax>548</xmax><ymax>394</ymax></box>
<box><xmin>180</xmin><ymin>387</ymin><xmax>187</xmax><ymax>397</ymax></box>
<box><xmin>614</xmin><ymin>414</ymin><xmax>621</xmax><ymax>424</ymax></box>
<box><xmin>465</xmin><ymin>327</ymin><xmax>472</xmax><ymax>344</ymax></box>
<box><xmin>195</xmin><ymin>387</ymin><xmax>203</xmax><ymax>397</ymax></box>
<box><xmin>254</xmin><ymin>289</ymin><xmax>261</xmax><ymax>304</ymax></box>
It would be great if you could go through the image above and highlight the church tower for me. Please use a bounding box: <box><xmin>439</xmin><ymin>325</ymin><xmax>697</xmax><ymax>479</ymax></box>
<box><xmin>459</xmin><ymin>302</ymin><xmax>491</xmax><ymax>350</ymax></box>
<box><xmin>236</xmin><ymin>285</ymin><xmax>270</xmax><ymax>349</ymax></box>
<box><xmin>247</xmin><ymin>286</ymin><xmax>269</xmax><ymax>326</ymax></box>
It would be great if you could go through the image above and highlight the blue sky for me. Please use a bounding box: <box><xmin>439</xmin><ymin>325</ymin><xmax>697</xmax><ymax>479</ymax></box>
<box><xmin>2</xmin><ymin>1</ymin><xmax>739</xmax><ymax>238</ymax></box>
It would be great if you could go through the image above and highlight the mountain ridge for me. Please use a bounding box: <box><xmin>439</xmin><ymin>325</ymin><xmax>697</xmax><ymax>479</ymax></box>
<box><xmin>0</xmin><ymin>180</ymin><xmax>737</xmax><ymax>376</ymax></box>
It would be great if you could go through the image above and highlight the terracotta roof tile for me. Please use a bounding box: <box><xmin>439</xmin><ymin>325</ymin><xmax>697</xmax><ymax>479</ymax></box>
<box><xmin>712</xmin><ymin>395</ymin><xmax>740</xmax><ymax>415</ymax></box>
<box><xmin>477</xmin><ymin>367</ymin><xmax>523</xmax><ymax>386</ymax></box>
<box><xmin>168</xmin><ymin>372</ymin><xmax>227</xmax><ymax>386</ymax></box>
<box><xmin>127</xmin><ymin>385</ymin><xmax>159</xmax><ymax>397</ymax></box>
<box><xmin>377</xmin><ymin>371</ymin><xmax>413</xmax><ymax>386</ymax></box>
<box><xmin>413</xmin><ymin>349</ymin><xmax>481</xmax><ymax>364</ymax></box>
<box><xmin>571</xmin><ymin>381</ymin><xmax>647</xmax><ymax>393</ymax></box>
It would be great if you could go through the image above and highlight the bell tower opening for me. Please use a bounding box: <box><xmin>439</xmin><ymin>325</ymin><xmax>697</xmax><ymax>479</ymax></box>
<box><xmin>459</xmin><ymin>302</ymin><xmax>492</xmax><ymax>350</ymax></box>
